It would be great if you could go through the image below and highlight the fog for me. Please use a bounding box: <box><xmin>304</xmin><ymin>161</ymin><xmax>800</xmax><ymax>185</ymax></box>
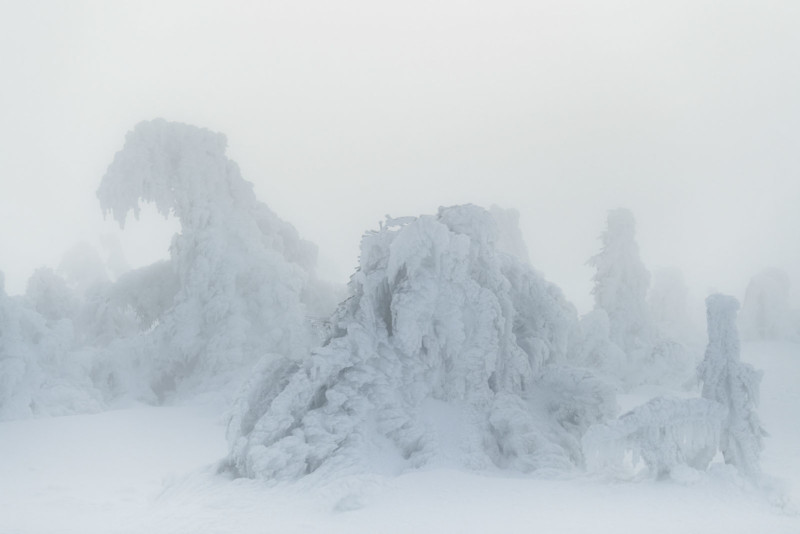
<box><xmin>2</xmin><ymin>0</ymin><xmax>799</xmax><ymax>313</ymax></box>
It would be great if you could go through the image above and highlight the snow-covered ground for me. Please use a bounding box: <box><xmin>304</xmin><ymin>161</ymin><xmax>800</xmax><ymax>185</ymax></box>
<box><xmin>2</xmin><ymin>342</ymin><xmax>798</xmax><ymax>534</ymax></box>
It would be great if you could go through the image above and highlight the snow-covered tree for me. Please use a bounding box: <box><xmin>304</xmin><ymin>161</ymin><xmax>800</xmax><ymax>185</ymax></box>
<box><xmin>0</xmin><ymin>270</ymin><xmax>102</xmax><ymax>420</ymax></box>
<box><xmin>96</xmin><ymin>119</ymin><xmax>337</xmax><ymax>398</ymax></box>
<box><xmin>587</xmin><ymin>211</ymin><xmax>697</xmax><ymax>388</ymax></box>
<box><xmin>226</xmin><ymin>205</ymin><xmax>617</xmax><ymax>481</ymax></box>
<box><xmin>582</xmin><ymin>396</ymin><xmax>726</xmax><ymax>478</ymax></box>
<box><xmin>740</xmin><ymin>268</ymin><xmax>794</xmax><ymax>341</ymax></box>
<box><xmin>588</xmin><ymin>208</ymin><xmax>651</xmax><ymax>358</ymax></box>
<box><xmin>699</xmin><ymin>294</ymin><xmax>764</xmax><ymax>478</ymax></box>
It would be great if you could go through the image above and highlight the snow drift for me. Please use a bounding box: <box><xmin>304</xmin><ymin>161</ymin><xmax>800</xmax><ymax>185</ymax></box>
<box><xmin>226</xmin><ymin>205</ymin><xmax>617</xmax><ymax>481</ymax></box>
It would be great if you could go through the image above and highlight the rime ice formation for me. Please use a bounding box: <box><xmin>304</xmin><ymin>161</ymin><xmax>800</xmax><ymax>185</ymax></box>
<box><xmin>580</xmin><ymin>298</ymin><xmax>767</xmax><ymax>481</ymax></box>
<box><xmin>0</xmin><ymin>270</ymin><xmax>103</xmax><ymax>420</ymax></box>
<box><xmin>699</xmin><ymin>294</ymin><xmax>765</xmax><ymax>478</ymax></box>
<box><xmin>582</xmin><ymin>396</ymin><xmax>726</xmax><ymax>478</ymax></box>
<box><xmin>96</xmin><ymin>120</ymin><xmax>330</xmax><ymax>397</ymax></box>
<box><xmin>227</xmin><ymin>205</ymin><xmax>617</xmax><ymax>481</ymax></box>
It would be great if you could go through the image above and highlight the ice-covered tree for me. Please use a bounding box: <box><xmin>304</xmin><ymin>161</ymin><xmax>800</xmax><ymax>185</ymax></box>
<box><xmin>699</xmin><ymin>294</ymin><xmax>764</xmax><ymax>478</ymax></box>
<box><xmin>0</xmin><ymin>270</ymin><xmax>102</xmax><ymax>420</ymax></box>
<box><xmin>582</xmin><ymin>396</ymin><xmax>726</xmax><ymax>479</ymax></box>
<box><xmin>588</xmin><ymin>208</ymin><xmax>651</xmax><ymax>358</ymax></box>
<box><xmin>96</xmin><ymin>119</ymin><xmax>335</xmax><ymax>398</ymax></box>
<box><xmin>587</xmin><ymin>211</ymin><xmax>697</xmax><ymax>388</ymax></box>
<box><xmin>740</xmin><ymin>268</ymin><xmax>794</xmax><ymax>341</ymax></box>
<box><xmin>226</xmin><ymin>205</ymin><xmax>617</xmax><ymax>482</ymax></box>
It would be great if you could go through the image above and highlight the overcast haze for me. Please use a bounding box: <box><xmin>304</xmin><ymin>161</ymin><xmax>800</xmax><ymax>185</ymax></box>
<box><xmin>1</xmin><ymin>0</ymin><xmax>799</xmax><ymax>312</ymax></box>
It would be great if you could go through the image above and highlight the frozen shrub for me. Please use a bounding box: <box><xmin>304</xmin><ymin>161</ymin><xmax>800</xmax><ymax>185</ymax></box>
<box><xmin>582</xmin><ymin>396</ymin><xmax>726</xmax><ymax>478</ymax></box>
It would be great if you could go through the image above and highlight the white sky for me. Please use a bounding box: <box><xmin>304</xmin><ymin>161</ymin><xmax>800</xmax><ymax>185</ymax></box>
<box><xmin>1</xmin><ymin>0</ymin><xmax>799</xmax><ymax>313</ymax></box>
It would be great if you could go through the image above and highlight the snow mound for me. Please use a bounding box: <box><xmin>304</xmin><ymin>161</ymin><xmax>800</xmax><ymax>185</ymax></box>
<box><xmin>226</xmin><ymin>205</ymin><xmax>617</xmax><ymax>481</ymax></box>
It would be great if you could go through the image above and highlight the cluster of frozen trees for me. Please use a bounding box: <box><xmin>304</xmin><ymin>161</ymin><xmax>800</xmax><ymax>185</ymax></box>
<box><xmin>584</xmin><ymin>294</ymin><xmax>764</xmax><ymax>479</ymax></box>
<box><xmin>1</xmin><ymin>120</ymin><xmax>338</xmax><ymax>418</ymax></box>
<box><xmin>580</xmin><ymin>209</ymin><xmax>699</xmax><ymax>389</ymax></box>
<box><xmin>0</xmin><ymin>120</ymin><xmax>776</xmax><ymax>484</ymax></box>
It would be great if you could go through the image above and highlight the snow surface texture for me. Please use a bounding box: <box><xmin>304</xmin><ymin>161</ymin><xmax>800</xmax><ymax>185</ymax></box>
<box><xmin>96</xmin><ymin>119</ymin><xmax>336</xmax><ymax>399</ymax></box>
<box><xmin>699</xmin><ymin>294</ymin><xmax>765</xmax><ymax>478</ymax></box>
<box><xmin>227</xmin><ymin>205</ymin><xmax>618</xmax><ymax>481</ymax></box>
<box><xmin>2</xmin><ymin>341</ymin><xmax>797</xmax><ymax>534</ymax></box>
